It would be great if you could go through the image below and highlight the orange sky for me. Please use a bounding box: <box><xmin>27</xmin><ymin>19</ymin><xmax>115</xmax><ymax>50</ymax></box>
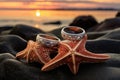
<box><xmin>0</xmin><ymin>0</ymin><xmax>120</xmax><ymax>9</ymax></box>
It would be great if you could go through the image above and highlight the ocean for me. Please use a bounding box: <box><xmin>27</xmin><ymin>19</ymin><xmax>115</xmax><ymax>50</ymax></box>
<box><xmin>0</xmin><ymin>10</ymin><xmax>118</xmax><ymax>32</ymax></box>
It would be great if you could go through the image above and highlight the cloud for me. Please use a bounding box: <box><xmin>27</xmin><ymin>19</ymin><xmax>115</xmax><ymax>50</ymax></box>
<box><xmin>0</xmin><ymin>0</ymin><xmax>119</xmax><ymax>9</ymax></box>
<box><xmin>0</xmin><ymin>0</ymin><xmax>36</xmax><ymax>2</ymax></box>
<box><xmin>0</xmin><ymin>0</ymin><xmax>99</xmax><ymax>2</ymax></box>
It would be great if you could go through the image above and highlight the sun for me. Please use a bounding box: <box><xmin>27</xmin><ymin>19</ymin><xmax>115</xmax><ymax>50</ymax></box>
<box><xmin>36</xmin><ymin>10</ymin><xmax>41</xmax><ymax>17</ymax></box>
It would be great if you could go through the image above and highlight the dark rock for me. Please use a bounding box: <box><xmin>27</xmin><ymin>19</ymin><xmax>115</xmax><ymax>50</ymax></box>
<box><xmin>0</xmin><ymin>38</ymin><xmax>120</xmax><ymax>80</ymax></box>
<box><xmin>96</xmin><ymin>28</ymin><xmax>120</xmax><ymax>40</ymax></box>
<box><xmin>0</xmin><ymin>53</ymin><xmax>120</xmax><ymax>80</ymax></box>
<box><xmin>87</xmin><ymin>27</ymin><xmax>120</xmax><ymax>40</ymax></box>
<box><xmin>48</xmin><ymin>27</ymin><xmax>63</xmax><ymax>40</ymax></box>
<box><xmin>0</xmin><ymin>53</ymin><xmax>15</xmax><ymax>62</ymax></box>
<box><xmin>0</xmin><ymin>24</ymin><xmax>120</xmax><ymax>80</ymax></box>
<box><xmin>43</xmin><ymin>21</ymin><xmax>62</xmax><ymax>25</ymax></box>
<box><xmin>0</xmin><ymin>25</ymin><xmax>13</xmax><ymax>34</ymax></box>
<box><xmin>87</xmin><ymin>31</ymin><xmax>107</xmax><ymax>40</ymax></box>
<box><xmin>0</xmin><ymin>53</ymin><xmax>15</xmax><ymax>80</ymax></box>
<box><xmin>50</xmin><ymin>27</ymin><xmax>120</xmax><ymax>40</ymax></box>
<box><xmin>0</xmin><ymin>35</ymin><xmax>27</xmax><ymax>55</ymax></box>
<box><xmin>69</xmin><ymin>15</ymin><xmax>98</xmax><ymax>30</ymax></box>
<box><xmin>105</xmin><ymin>54</ymin><xmax>120</xmax><ymax>67</ymax></box>
<box><xmin>9</xmin><ymin>24</ymin><xmax>46</xmax><ymax>41</ymax></box>
<box><xmin>88</xmin><ymin>17</ymin><xmax>120</xmax><ymax>31</ymax></box>
<box><xmin>0</xmin><ymin>53</ymin><xmax>40</xmax><ymax>80</ymax></box>
<box><xmin>116</xmin><ymin>11</ymin><xmax>120</xmax><ymax>17</ymax></box>
<box><xmin>86</xmin><ymin>39</ymin><xmax>120</xmax><ymax>53</ymax></box>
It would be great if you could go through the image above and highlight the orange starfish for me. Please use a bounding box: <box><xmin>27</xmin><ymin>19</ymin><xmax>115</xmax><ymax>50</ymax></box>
<box><xmin>16</xmin><ymin>40</ymin><xmax>56</xmax><ymax>64</ymax></box>
<box><xmin>41</xmin><ymin>35</ymin><xmax>110</xmax><ymax>74</ymax></box>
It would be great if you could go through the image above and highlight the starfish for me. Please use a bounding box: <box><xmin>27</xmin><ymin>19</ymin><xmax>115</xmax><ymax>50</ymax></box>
<box><xmin>41</xmin><ymin>35</ymin><xmax>110</xmax><ymax>74</ymax></box>
<box><xmin>16</xmin><ymin>40</ymin><xmax>56</xmax><ymax>64</ymax></box>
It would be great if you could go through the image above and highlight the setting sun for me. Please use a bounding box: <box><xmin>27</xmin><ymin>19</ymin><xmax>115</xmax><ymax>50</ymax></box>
<box><xmin>36</xmin><ymin>10</ymin><xmax>41</xmax><ymax>17</ymax></box>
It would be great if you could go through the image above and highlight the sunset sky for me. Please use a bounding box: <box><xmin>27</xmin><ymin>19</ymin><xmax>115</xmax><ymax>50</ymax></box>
<box><xmin>0</xmin><ymin>0</ymin><xmax>120</xmax><ymax>9</ymax></box>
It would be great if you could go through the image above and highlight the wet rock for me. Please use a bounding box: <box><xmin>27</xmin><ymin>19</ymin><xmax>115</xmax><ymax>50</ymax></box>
<box><xmin>0</xmin><ymin>24</ymin><xmax>120</xmax><ymax>80</ymax></box>
<box><xmin>0</xmin><ymin>53</ymin><xmax>15</xmax><ymax>80</ymax></box>
<box><xmin>88</xmin><ymin>17</ymin><xmax>120</xmax><ymax>31</ymax></box>
<box><xmin>0</xmin><ymin>25</ymin><xmax>13</xmax><ymax>34</ymax></box>
<box><xmin>86</xmin><ymin>39</ymin><xmax>120</xmax><ymax>53</ymax></box>
<box><xmin>96</xmin><ymin>28</ymin><xmax>120</xmax><ymax>40</ymax></box>
<box><xmin>43</xmin><ymin>21</ymin><xmax>62</xmax><ymax>25</ymax></box>
<box><xmin>9</xmin><ymin>24</ymin><xmax>46</xmax><ymax>41</ymax></box>
<box><xmin>87</xmin><ymin>31</ymin><xmax>107</xmax><ymax>40</ymax></box>
<box><xmin>48</xmin><ymin>27</ymin><xmax>63</xmax><ymax>40</ymax></box>
<box><xmin>87</xmin><ymin>27</ymin><xmax>120</xmax><ymax>40</ymax></box>
<box><xmin>0</xmin><ymin>53</ymin><xmax>15</xmax><ymax>62</ymax></box>
<box><xmin>0</xmin><ymin>53</ymin><xmax>40</xmax><ymax>80</ymax></box>
<box><xmin>0</xmin><ymin>53</ymin><xmax>120</xmax><ymax>80</ymax></box>
<box><xmin>0</xmin><ymin>38</ymin><xmax>120</xmax><ymax>80</ymax></box>
<box><xmin>0</xmin><ymin>35</ymin><xmax>27</xmax><ymax>55</ymax></box>
<box><xmin>69</xmin><ymin>15</ymin><xmax>98</xmax><ymax>30</ymax></box>
<box><xmin>116</xmin><ymin>11</ymin><xmax>120</xmax><ymax>17</ymax></box>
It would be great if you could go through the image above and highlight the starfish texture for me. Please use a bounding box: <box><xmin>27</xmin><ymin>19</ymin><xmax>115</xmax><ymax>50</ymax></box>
<box><xmin>42</xmin><ymin>35</ymin><xmax>110</xmax><ymax>74</ymax></box>
<box><xmin>16</xmin><ymin>40</ymin><xmax>55</xmax><ymax>64</ymax></box>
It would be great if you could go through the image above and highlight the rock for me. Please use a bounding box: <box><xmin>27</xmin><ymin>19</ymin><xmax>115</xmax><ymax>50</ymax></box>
<box><xmin>0</xmin><ymin>53</ymin><xmax>40</xmax><ymax>80</ymax></box>
<box><xmin>48</xmin><ymin>27</ymin><xmax>63</xmax><ymax>40</ymax></box>
<box><xmin>87</xmin><ymin>27</ymin><xmax>120</xmax><ymax>40</ymax></box>
<box><xmin>0</xmin><ymin>37</ymin><xmax>120</xmax><ymax>80</ymax></box>
<box><xmin>0</xmin><ymin>53</ymin><xmax>15</xmax><ymax>80</ymax></box>
<box><xmin>0</xmin><ymin>35</ymin><xmax>27</xmax><ymax>55</ymax></box>
<box><xmin>86</xmin><ymin>39</ymin><xmax>120</xmax><ymax>53</ymax></box>
<box><xmin>87</xmin><ymin>31</ymin><xmax>107</xmax><ymax>40</ymax></box>
<box><xmin>43</xmin><ymin>21</ymin><xmax>62</xmax><ymax>25</ymax></box>
<box><xmin>96</xmin><ymin>28</ymin><xmax>120</xmax><ymax>40</ymax></box>
<box><xmin>116</xmin><ymin>11</ymin><xmax>120</xmax><ymax>17</ymax></box>
<box><xmin>0</xmin><ymin>53</ymin><xmax>15</xmax><ymax>62</ymax></box>
<box><xmin>9</xmin><ymin>24</ymin><xmax>46</xmax><ymax>41</ymax></box>
<box><xmin>69</xmin><ymin>15</ymin><xmax>98</xmax><ymax>30</ymax></box>
<box><xmin>0</xmin><ymin>25</ymin><xmax>13</xmax><ymax>34</ymax></box>
<box><xmin>50</xmin><ymin>27</ymin><xmax>120</xmax><ymax>40</ymax></box>
<box><xmin>0</xmin><ymin>53</ymin><xmax>120</xmax><ymax>80</ymax></box>
<box><xmin>0</xmin><ymin>24</ymin><xmax>120</xmax><ymax>80</ymax></box>
<box><xmin>105</xmin><ymin>54</ymin><xmax>120</xmax><ymax>67</ymax></box>
<box><xmin>88</xmin><ymin>17</ymin><xmax>120</xmax><ymax>31</ymax></box>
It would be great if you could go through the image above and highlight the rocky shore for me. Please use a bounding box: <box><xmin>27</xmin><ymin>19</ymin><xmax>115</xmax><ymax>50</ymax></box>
<box><xmin>0</xmin><ymin>12</ymin><xmax>120</xmax><ymax>80</ymax></box>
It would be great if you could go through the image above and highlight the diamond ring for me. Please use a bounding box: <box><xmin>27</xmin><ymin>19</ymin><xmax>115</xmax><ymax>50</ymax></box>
<box><xmin>36</xmin><ymin>34</ymin><xmax>60</xmax><ymax>47</ymax></box>
<box><xmin>61</xmin><ymin>26</ymin><xmax>86</xmax><ymax>41</ymax></box>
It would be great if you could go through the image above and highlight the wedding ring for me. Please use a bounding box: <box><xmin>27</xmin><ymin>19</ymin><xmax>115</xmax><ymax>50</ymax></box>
<box><xmin>61</xmin><ymin>26</ymin><xmax>85</xmax><ymax>41</ymax></box>
<box><xmin>36</xmin><ymin>34</ymin><xmax>60</xmax><ymax>47</ymax></box>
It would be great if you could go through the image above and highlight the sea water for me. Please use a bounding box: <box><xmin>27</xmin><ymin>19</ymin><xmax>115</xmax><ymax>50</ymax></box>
<box><xmin>0</xmin><ymin>10</ymin><xmax>117</xmax><ymax>32</ymax></box>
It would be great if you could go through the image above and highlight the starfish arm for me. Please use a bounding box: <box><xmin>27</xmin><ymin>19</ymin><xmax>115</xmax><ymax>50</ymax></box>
<box><xmin>41</xmin><ymin>51</ymin><xmax>70</xmax><ymax>71</ymax></box>
<box><xmin>24</xmin><ymin>40</ymin><xmax>36</xmax><ymax>62</ymax></box>
<box><xmin>67</xmin><ymin>62</ymin><xmax>80</xmax><ymax>74</ymax></box>
<box><xmin>16</xmin><ymin>50</ymin><xmax>27</xmax><ymax>59</ymax></box>
<box><xmin>76</xmin><ymin>50</ymin><xmax>110</xmax><ymax>63</ymax></box>
<box><xmin>67</xmin><ymin>56</ymin><xmax>80</xmax><ymax>74</ymax></box>
<box><xmin>16</xmin><ymin>40</ymin><xmax>54</xmax><ymax>64</ymax></box>
<box><xmin>16</xmin><ymin>41</ymin><xmax>31</xmax><ymax>59</ymax></box>
<box><xmin>74</xmin><ymin>34</ymin><xmax>87</xmax><ymax>50</ymax></box>
<box><xmin>26</xmin><ymin>47</ymin><xmax>31</xmax><ymax>62</ymax></box>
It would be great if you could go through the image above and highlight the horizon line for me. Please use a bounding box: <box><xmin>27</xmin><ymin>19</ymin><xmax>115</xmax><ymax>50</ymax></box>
<box><xmin>0</xmin><ymin>7</ymin><xmax>118</xmax><ymax>10</ymax></box>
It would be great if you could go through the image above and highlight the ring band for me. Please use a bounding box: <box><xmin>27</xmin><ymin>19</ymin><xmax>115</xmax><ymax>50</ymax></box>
<box><xmin>61</xmin><ymin>26</ymin><xmax>85</xmax><ymax>41</ymax></box>
<box><xmin>36</xmin><ymin>34</ymin><xmax>60</xmax><ymax>47</ymax></box>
